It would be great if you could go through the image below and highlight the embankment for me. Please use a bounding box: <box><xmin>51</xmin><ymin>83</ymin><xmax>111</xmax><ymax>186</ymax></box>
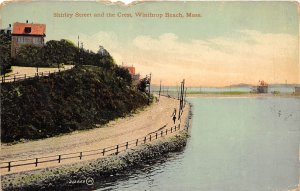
<box><xmin>1</xmin><ymin>65</ymin><xmax>148</xmax><ymax>143</ymax></box>
<box><xmin>1</xmin><ymin>131</ymin><xmax>189</xmax><ymax>191</ymax></box>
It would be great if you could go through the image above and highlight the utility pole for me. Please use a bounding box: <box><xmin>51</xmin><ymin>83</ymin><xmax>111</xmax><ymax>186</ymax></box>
<box><xmin>184</xmin><ymin>87</ymin><xmax>187</xmax><ymax>108</ymax></box>
<box><xmin>77</xmin><ymin>35</ymin><xmax>80</xmax><ymax>65</ymax></box>
<box><xmin>177</xmin><ymin>84</ymin><xmax>180</xmax><ymax>100</ymax></box>
<box><xmin>158</xmin><ymin>80</ymin><xmax>162</xmax><ymax>101</ymax></box>
<box><xmin>80</xmin><ymin>42</ymin><xmax>84</xmax><ymax>65</ymax></box>
<box><xmin>147</xmin><ymin>73</ymin><xmax>152</xmax><ymax>105</ymax></box>
<box><xmin>181</xmin><ymin>79</ymin><xmax>185</xmax><ymax>112</ymax></box>
<box><xmin>178</xmin><ymin>79</ymin><xmax>185</xmax><ymax>120</ymax></box>
<box><xmin>77</xmin><ymin>35</ymin><xmax>79</xmax><ymax>49</ymax></box>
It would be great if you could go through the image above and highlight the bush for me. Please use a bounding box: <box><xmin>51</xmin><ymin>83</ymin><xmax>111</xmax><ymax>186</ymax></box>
<box><xmin>0</xmin><ymin>32</ymin><xmax>12</xmax><ymax>74</ymax></box>
<box><xmin>14</xmin><ymin>44</ymin><xmax>47</xmax><ymax>67</ymax></box>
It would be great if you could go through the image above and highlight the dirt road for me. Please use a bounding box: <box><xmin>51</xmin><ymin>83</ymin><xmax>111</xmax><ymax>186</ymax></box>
<box><xmin>0</xmin><ymin>96</ymin><xmax>189</xmax><ymax>174</ymax></box>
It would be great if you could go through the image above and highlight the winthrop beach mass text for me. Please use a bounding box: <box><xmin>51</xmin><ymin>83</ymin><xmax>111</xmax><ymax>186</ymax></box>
<box><xmin>53</xmin><ymin>12</ymin><xmax>201</xmax><ymax>18</ymax></box>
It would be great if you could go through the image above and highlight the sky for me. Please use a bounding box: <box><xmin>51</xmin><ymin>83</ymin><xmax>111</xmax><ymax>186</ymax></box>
<box><xmin>0</xmin><ymin>1</ymin><xmax>299</xmax><ymax>86</ymax></box>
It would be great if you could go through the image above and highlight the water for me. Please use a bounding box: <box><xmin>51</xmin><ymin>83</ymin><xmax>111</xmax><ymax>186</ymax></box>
<box><xmin>96</xmin><ymin>97</ymin><xmax>300</xmax><ymax>191</ymax></box>
<box><xmin>151</xmin><ymin>85</ymin><xmax>298</xmax><ymax>94</ymax></box>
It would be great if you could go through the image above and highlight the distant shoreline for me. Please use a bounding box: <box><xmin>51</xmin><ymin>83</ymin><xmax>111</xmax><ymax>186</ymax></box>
<box><xmin>186</xmin><ymin>93</ymin><xmax>300</xmax><ymax>98</ymax></box>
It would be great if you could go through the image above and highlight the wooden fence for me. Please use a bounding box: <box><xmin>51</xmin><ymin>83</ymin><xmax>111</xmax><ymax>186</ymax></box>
<box><xmin>0</xmin><ymin>123</ymin><xmax>190</xmax><ymax>172</ymax></box>
<box><xmin>0</xmin><ymin>67</ymin><xmax>70</xmax><ymax>84</ymax></box>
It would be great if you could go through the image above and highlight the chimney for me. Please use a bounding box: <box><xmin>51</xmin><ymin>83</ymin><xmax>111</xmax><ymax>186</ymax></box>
<box><xmin>26</xmin><ymin>20</ymin><xmax>28</xmax><ymax>23</ymax></box>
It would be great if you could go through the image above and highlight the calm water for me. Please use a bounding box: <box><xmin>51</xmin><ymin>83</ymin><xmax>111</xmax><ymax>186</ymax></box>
<box><xmin>152</xmin><ymin>85</ymin><xmax>298</xmax><ymax>94</ymax></box>
<box><xmin>96</xmin><ymin>97</ymin><xmax>300</xmax><ymax>191</ymax></box>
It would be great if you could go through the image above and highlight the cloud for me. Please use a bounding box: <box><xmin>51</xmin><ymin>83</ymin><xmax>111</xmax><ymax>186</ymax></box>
<box><xmin>69</xmin><ymin>30</ymin><xmax>298</xmax><ymax>86</ymax></box>
<box><xmin>132</xmin><ymin>30</ymin><xmax>298</xmax><ymax>86</ymax></box>
<box><xmin>68</xmin><ymin>31</ymin><xmax>125</xmax><ymax>63</ymax></box>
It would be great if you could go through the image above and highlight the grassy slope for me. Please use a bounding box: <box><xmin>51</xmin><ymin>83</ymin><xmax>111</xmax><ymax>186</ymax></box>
<box><xmin>1</xmin><ymin>65</ymin><xmax>148</xmax><ymax>143</ymax></box>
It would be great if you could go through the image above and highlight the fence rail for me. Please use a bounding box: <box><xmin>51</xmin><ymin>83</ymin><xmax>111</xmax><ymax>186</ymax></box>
<box><xmin>0</xmin><ymin>67</ymin><xmax>71</xmax><ymax>84</ymax></box>
<box><xmin>0</xmin><ymin>123</ymin><xmax>190</xmax><ymax>172</ymax></box>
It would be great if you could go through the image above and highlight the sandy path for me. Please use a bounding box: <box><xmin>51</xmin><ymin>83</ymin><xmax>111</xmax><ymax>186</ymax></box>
<box><xmin>3</xmin><ymin>65</ymin><xmax>74</xmax><ymax>77</ymax></box>
<box><xmin>0</xmin><ymin>96</ymin><xmax>189</xmax><ymax>174</ymax></box>
<box><xmin>0</xmin><ymin>65</ymin><xmax>74</xmax><ymax>83</ymax></box>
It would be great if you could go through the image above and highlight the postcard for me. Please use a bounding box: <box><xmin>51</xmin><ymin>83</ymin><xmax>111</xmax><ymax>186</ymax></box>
<box><xmin>0</xmin><ymin>1</ymin><xmax>299</xmax><ymax>191</ymax></box>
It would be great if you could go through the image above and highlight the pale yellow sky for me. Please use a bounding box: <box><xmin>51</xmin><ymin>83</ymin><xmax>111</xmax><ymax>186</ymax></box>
<box><xmin>1</xmin><ymin>1</ymin><xmax>299</xmax><ymax>86</ymax></box>
<box><xmin>75</xmin><ymin>30</ymin><xmax>299</xmax><ymax>86</ymax></box>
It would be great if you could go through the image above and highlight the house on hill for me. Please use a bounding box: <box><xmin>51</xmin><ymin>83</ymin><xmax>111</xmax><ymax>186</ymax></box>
<box><xmin>11</xmin><ymin>21</ymin><xmax>46</xmax><ymax>57</ymax></box>
<box><xmin>122</xmin><ymin>65</ymin><xmax>140</xmax><ymax>85</ymax></box>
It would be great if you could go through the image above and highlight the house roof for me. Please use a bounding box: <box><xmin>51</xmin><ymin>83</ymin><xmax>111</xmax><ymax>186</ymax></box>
<box><xmin>123</xmin><ymin>66</ymin><xmax>136</xmax><ymax>75</ymax></box>
<box><xmin>12</xmin><ymin>22</ymin><xmax>46</xmax><ymax>36</ymax></box>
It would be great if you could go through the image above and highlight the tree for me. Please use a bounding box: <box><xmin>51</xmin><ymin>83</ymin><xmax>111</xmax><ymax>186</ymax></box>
<box><xmin>44</xmin><ymin>39</ymin><xmax>77</xmax><ymax>66</ymax></box>
<box><xmin>97</xmin><ymin>45</ymin><xmax>110</xmax><ymax>56</ymax></box>
<box><xmin>15</xmin><ymin>44</ymin><xmax>44</xmax><ymax>67</ymax></box>
<box><xmin>0</xmin><ymin>32</ymin><xmax>12</xmax><ymax>74</ymax></box>
<box><xmin>115</xmin><ymin>66</ymin><xmax>132</xmax><ymax>84</ymax></box>
<box><xmin>76</xmin><ymin>45</ymin><xmax>115</xmax><ymax>70</ymax></box>
<box><xmin>137</xmin><ymin>77</ymin><xmax>150</xmax><ymax>92</ymax></box>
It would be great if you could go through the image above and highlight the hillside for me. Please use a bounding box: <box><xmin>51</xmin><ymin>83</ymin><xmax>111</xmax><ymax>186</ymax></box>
<box><xmin>1</xmin><ymin>65</ymin><xmax>149</xmax><ymax>143</ymax></box>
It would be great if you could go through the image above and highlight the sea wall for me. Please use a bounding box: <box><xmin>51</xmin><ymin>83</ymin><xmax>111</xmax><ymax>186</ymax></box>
<box><xmin>1</xmin><ymin>131</ymin><xmax>190</xmax><ymax>191</ymax></box>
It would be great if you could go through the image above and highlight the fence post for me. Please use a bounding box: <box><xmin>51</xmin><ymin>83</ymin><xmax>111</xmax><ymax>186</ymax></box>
<box><xmin>1</xmin><ymin>76</ymin><xmax>3</xmax><ymax>83</ymax></box>
<box><xmin>175</xmin><ymin>125</ymin><xmax>177</xmax><ymax>131</ymax></box>
<box><xmin>150</xmin><ymin>135</ymin><xmax>152</xmax><ymax>142</ymax></box>
<box><xmin>166</xmin><ymin>129</ymin><xmax>168</xmax><ymax>135</ymax></box>
<box><xmin>13</xmin><ymin>75</ymin><xmax>16</xmax><ymax>82</ymax></box>
<box><xmin>35</xmin><ymin>158</ymin><xmax>38</xmax><ymax>167</ymax></box>
<box><xmin>126</xmin><ymin>142</ymin><xmax>128</xmax><ymax>149</ymax></box>
<box><xmin>161</xmin><ymin>131</ymin><xmax>163</xmax><ymax>137</ymax></box>
<box><xmin>41</xmin><ymin>72</ymin><xmax>43</xmax><ymax>76</ymax></box>
<box><xmin>8</xmin><ymin>162</ymin><xmax>11</xmax><ymax>172</ymax></box>
<box><xmin>171</xmin><ymin>127</ymin><xmax>173</xmax><ymax>133</ymax></box>
<box><xmin>49</xmin><ymin>71</ymin><xmax>50</xmax><ymax>76</ymax></box>
<box><xmin>144</xmin><ymin>137</ymin><xmax>146</xmax><ymax>144</ymax></box>
<box><xmin>80</xmin><ymin>152</ymin><xmax>82</xmax><ymax>160</ymax></box>
<box><xmin>58</xmin><ymin>155</ymin><xmax>61</xmax><ymax>163</ymax></box>
<box><xmin>116</xmin><ymin>145</ymin><xmax>119</xmax><ymax>155</ymax></box>
<box><xmin>156</xmin><ymin>133</ymin><xmax>158</xmax><ymax>139</ymax></box>
<box><xmin>103</xmin><ymin>148</ymin><xmax>105</xmax><ymax>156</ymax></box>
<box><xmin>178</xmin><ymin>124</ymin><xmax>180</xmax><ymax>130</ymax></box>
<box><xmin>136</xmin><ymin>139</ymin><xmax>138</xmax><ymax>146</ymax></box>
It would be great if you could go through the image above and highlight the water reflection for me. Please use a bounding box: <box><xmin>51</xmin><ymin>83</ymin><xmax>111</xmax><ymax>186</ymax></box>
<box><xmin>95</xmin><ymin>150</ymin><xmax>187</xmax><ymax>191</ymax></box>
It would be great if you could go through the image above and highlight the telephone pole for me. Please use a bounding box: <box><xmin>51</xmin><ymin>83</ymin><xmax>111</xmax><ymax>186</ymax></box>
<box><xmin>178</xmin><ymin>79</ymin><xmax>185</xmax><ymax>120</ymax></box>
<box><xmin>147</xmin><ymin>73</ymin><xmax>152</xmax><ymax>105</ymax></box>
<box><xmin>158</xmin><ymin>80</ymin><xmax>162</xmax><ymax>101</ymax></box>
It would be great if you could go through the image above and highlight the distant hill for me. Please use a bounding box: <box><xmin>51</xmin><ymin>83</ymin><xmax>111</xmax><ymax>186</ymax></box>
<box><xmin>1</xmin><ymin>65</ymin><xmax>148</xmax><ymax>143</ymax></box>
<box><xmin>269</xmin><ymin>84</ymin><xmax>300</xmax><ymax>87</ymax></box>
<box><xmin>224</xmin><ymin>83</ymin><xmax>253</xmax><ymax>88</ymax></box>
<box><xmin>225</xmin><ymin>83</ymin><xmax>300</xmax><ymax>88</ymax></box>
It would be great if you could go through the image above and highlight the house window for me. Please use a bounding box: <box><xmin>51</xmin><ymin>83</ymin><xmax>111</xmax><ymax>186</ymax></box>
<box><xmin>17</xmin><ymin>36</ymin><xmax>24</xmax><ymax>43</ymax></box>
<box><xmin>24</xmin><ymin>27</ymin><xmax>31</xmax><ymax>33</ymax></box>
<box><xmin>33</xmin><ymin>37</ymin><xmax>41</xmax><ymax>44</ymax></box>
<box><xmin>24</xmin><ymin>37</ymin><xmax>31</xmax><ymax>43</ymax></box>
